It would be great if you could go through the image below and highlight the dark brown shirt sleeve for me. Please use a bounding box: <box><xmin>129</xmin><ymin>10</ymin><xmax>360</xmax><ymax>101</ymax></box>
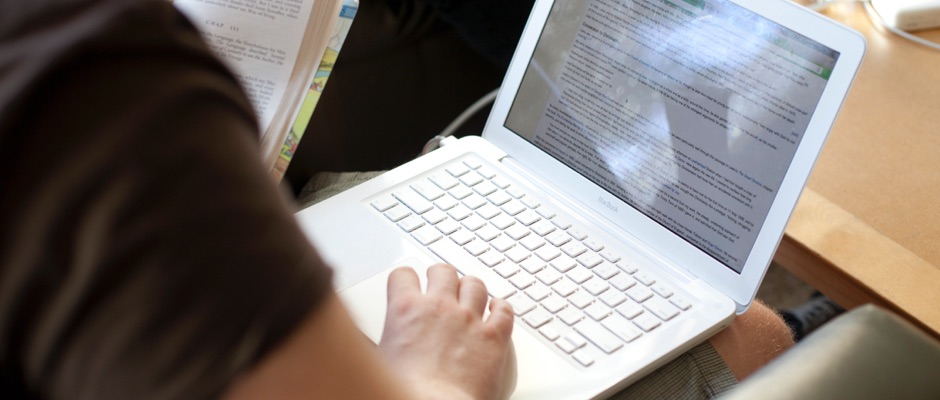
<box><xmin>0</xmin><ymin>0</ymin><xmax>333</xmax><ymax>399</ymax></box>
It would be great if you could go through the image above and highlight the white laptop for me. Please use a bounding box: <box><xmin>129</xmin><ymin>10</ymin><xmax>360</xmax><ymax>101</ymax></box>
<box><xmin>295</xmin><ymin>0</ymin><xmax>865</xmax><ymax>398</ymax></box>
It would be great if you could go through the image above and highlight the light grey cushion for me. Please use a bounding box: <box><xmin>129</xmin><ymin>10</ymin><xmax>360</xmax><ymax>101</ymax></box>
<box><xmin>722</xmin><ymin>304</ymin><xmax>940</xmax><ymax>400</ymax></box>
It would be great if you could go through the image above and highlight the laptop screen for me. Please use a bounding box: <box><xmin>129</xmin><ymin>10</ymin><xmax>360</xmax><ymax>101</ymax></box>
<box><xmin>504</xmin><ymin>0</ymin><xmax>840</xmax><ymax>273</ymax></box>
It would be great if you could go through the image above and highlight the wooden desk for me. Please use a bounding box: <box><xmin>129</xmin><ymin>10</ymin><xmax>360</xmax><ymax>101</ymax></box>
<box><xmin>774</xmin><ymin>3</ymin><xmax>940</xmax><ymax>338</ymax></box>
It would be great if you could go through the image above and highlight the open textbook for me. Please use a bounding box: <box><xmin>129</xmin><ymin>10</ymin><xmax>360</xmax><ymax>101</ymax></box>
<box><xmin>173</xmin><ymin>0</ymin><xmax>358</xmax><ymax>178</ymax></box>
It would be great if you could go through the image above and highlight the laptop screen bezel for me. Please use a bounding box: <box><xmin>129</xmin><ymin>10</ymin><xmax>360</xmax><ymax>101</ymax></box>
<box><xmin>481</xmin><ymin>0</ymin><xmax>865</xmax><ymax>312</ymax></box>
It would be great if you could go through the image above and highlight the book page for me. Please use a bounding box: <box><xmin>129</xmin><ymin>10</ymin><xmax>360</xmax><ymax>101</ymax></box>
<box><xmin>174</xmin><ymin>0</ymin><xmax>316</xmax><ymax>135</ymax></box>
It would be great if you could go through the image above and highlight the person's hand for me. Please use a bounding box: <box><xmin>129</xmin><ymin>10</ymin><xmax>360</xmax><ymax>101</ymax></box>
<box><xmin>378</xmin><ymin>264</ymin><xmax>515</xmax><ymax>400</ymax></box>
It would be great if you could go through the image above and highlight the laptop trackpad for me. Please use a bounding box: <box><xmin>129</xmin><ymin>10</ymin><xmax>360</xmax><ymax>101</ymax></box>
<box><xmin>337</xmin><ymin>257</ymin><xmax>429</xmax><ymax>343</ymax></box>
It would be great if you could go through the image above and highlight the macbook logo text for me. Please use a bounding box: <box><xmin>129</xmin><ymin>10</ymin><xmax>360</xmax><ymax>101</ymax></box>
<box><xmin>598</xmin><ymin>196</ymin><xmax>618</xmax><ymax>213</ymax></box>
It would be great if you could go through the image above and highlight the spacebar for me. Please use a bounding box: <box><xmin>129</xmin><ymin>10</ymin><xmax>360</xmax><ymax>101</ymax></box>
<box><xmin>428</xmin><ymin>239</ymin><xmax>517</xmax><ymax>299</ymax></box>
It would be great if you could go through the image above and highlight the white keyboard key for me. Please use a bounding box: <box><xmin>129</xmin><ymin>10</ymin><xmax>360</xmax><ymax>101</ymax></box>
<box><xmin>576</xmin><ymin>252</ymin><xmax>603</xmax><ymax>268</ymax></box>
<box><xmin>582</xmin><ymin>279</ymin><xmax>610</xmax><ymax>296</ymax></box>
<box><xmin>519</xmin><ymin>235</ymin><xmax>545</xmax><ymax>251</ymax></box>
<box><xmin>462</xmin><ymin>194</ymin><xmax>487</xmax><ymax>210</ymax></box>
<box><xmin>411</xmin><ymin>225</ymin><xmax>442</xmax><ymax>246</ymax></box>
<box><xmin>599</xmin><ymin>290</ymin><xmax>628</xmax><ymax>307</ymax></box>
<box><xmin>644</xmin><ymin>296</ymin><xmax>680</xmax><ymax>321</ymax></box>
<box><xmin>539</xmin><ymin>324</ymin><xmax>561</xmax><ymax>341</ymax></box>
<box><xmin>449</xmin><ymin>185</ymin><xmax>473</xmax><ymax>200</ymax></box>
<box><xmin>411</xmin><ymin>181</ymin><xmax>444</xmax><ymax>201</ymax></box>
<box><xmin>446</xmin><ymin>162</ymin><xmax>471</xmax><ymax>177</ymax></box>
<box><xmin>534</xmin><ymin>245</ymin><xmax>560</xmax><ymax>261</ymax></box>
<box><xmin>583</xmin><ymin>239</ymin><xmax>604</xmax><ymax>252</ymax></box>
<box><xmin>557</xmin><ymin>308</ymin><xmax>584</xmax><ymax>325</ymax></box>
<box><xmin>429</xmin><ymin>239</ymin><xmax>516</xmax><ymax>299</ymax></box>
<box><xmin>479</xmin><ymin>251</ymin><xmax>505</xmax><ymax>268</ymax></box>
<box><xmin>501</xmin><ymin>200</ymin><xmax>526</xmax><ymax>216</ymax></box>
<box><xmin>552</xmin><ymin>278</ymin><xmax>579</xmax><ymax>297</ymax></box>
<box><xmin>551</xmin><ymin>218</ymin><xmax>572</xmax><ymax>230</ymax></box>
<box><xmin>505</xmin><ymin>246</ymin><xmax>529</xmax><ymax>263</ymax></box>
<box><xmin>633</xmin><ymin>312</ymin><xmax>662</xmax><ymax>332</ymax></box>
<box><xmin>546</xmin><ymin>231</ymin><xmax>572</xmax><ymax>247</ymax></box>
<box><xmin>507</xmin><ymin>293</ymin><xmax>537</xmax><ymax>316</ymax></box>
<box><xmin>541</xmin><ymin>295</ymin><xmax>568</xmax><ymax>313</ymax></box>
<box><xmin>460</xmin><ymin>215</ymin><xmax>487</xmax><ymax>231</ymax></box>
<box><xmin>567</xmin><ymin>228</ymin><xmax>588</xmax><ymax>241</ymax></box>
<box><xmin>522</xmin><ymin>308</ymin><xmax>553</xmax><ymax>329</ymax></box>
<box><xmin>392</xmin><ymin>190</ymin><xmax>433</xmax><ymax>214</ymax></box>
<box><xmin>566</xmin><ymin>266</ymin><xmax>593</xmax><ymax>284</ymax></box>
<box><xmin>602</xmin><ymin>315</ymin><xmax>643</xmax><ymax>343</ymax></box>
<box><xmin>670</xmin><ymin>295</ymin><xmax>693</xmax><ymax>311</ymax></box>
<box><xmin>491</xmin><ymin>214</ymin><xmax>517</xmax><ymax>231</ymax></box>
<box><xmin>429</xmin><ymin>173</ymin><xmax>459</xmax><ymax>190</ymax></box>
<box><xmin>371</xmin><ymin>196</ymin><xmax>398</xmax><ymax>212</ymax></box>
<box><xmin>384</xmin><ymin>206</ymin><xmax>411</xmax><ymax>222</ymax></box>
<box><xmin>493</xmin><ymin>262</ymin><xmax>519</xmax><ymax>278</ymax></box>
<box><xmin>572</xmin><ymin>349</ymin><xmax>595</xmax><ymax>366</ymax></box>
<box><xmin>530</xmin><ymin>220</ymin><xmax>556</xmax><ymax>237</ymax></box>
<box><xmin>521</xmin><ymin>196</ymin><xmax>541</xmax><ymax>210</ymax></box>
<box><xmin>464</xmin><ymin>239</ymin><xmax>490</xmax><ymax>257</ymax></box>
<box><xmin>626</xmin><ymin>285</ymin><xmax>654</xmax><ymax>303</ymax></box>
<box><xmin>510</xmin><ymin>273</ymin><xmax>536</xmax><ymax>290</ymax></box>
<box><xmin>584</xmin><ymin>302</ymin><xmax>612</xmax><ymax>321</ymax></box>
<box><xmin>549</xmin><ymin>256</ymin><xmax>577</xmax><ymax>272</ymax></box>
<box><xmin>560</xmin><ymin>242</ymin><xmax>587</xmax><ymax>258</ymax></box>
<box><xmin>475</xmin><ymin>225</ymin><xmax>500</xmax><ymax>242</ymax></box>
<box><xmin>515</xmin><ymin>210</ymin><xmax>541</xmax><ymax>226</ymax></box>
<box><xmin>563</xmin><ymin>331</ymin><xmax>588</xmax><ymax>349</ymax></box>
<box><xmin>651</xmin><ymin>283</ymin><xmax>674</xmax><ymax>298</ymax></box>
<box><xmin>491</xmin><ymin>175</ymin><xmax>511</xmax><ymax>189</ymax></box>
<box><xmin>593</xmin><ymin>263</ymin><xmax>620</xmax><ymax>280</ymax></box>
<box><xmin>476</xmin><ymin>203</ymin><xmax>501</xmax><ymax>220</ymax></box>
<box><xmin>446</xmin><ymin>204</ymin><xmax>472</xmax><ymax>221</ymax></box>
<box><xmin>422</xmin><ymin>208</ymin><xmax>447</xmax><ymax>225</ymax></box>
<box><xmin>556</xmin><ymin>337</ymin><xmax>578</xmax><ymax>354</ymax></box>
<box><xmin>504</xmin><ymin>224</ymin><xmax>530</xmax><ymax>240</ymax></box>
<box><xmin>574</xmin><ymin>321</ymin><xmax>623</xmax><ymax>354</ymax></box>
<box><xmin>462</xmin><ymin>157</ymin><xmax>483</xmax><ymax>170</ymax></box>
<box><xmin>473</xmin><ymin>181</ymin><xmax>498</xmax><ymax>197</ymax></box>
<box><xmin>487</xmin><ymin>190</ymin><xmax>513</xmax><ymax>206</ymax></box>
<box><xmin>519</xmin><ymin>257</ymin><xmax>545</xmax><ymax>274</ymax></box>
<box><xmin>634</xmin><ymin>271</ymin><xmax>656</xmax><ymax>286</ymax></box>
<box><xmin>609</xmin><ymin>274</ymin><xmax>637</xmax><ymax>291</ymax></box>
<box><xmin>505</xmin><ymin>186</ymin><xmax>525</xmax><ymax>199</ymax></box>
<box><xmin>616</xmin><ymin>301</ymin><xmax>645</xmax><ymax>319</ymax></box>
<box><xmin>434</xmin><ymin>218</ymin><xmax>460</xmax><ymax>235</ymax></box>
<box><xmin>616</xmin><ymin>261</ymin><xmax>638</xmax><ymax>274</ymax></box>
<box><xmin>535</xmin><ymin>206</ymin><xmax>556</xmax><ymax>219</ymax></box>
<box><xmin>397</xmin><ymin>215</ymin><xmax>425</xmax><ymax>232</ymax></box>
<box><xmin>475</xmin><ymin>165</ymin><xmax>496</xmax><ymax>178</ymax></box>
<box><xmin>433</xmin><ymin>195</ymin><xmax>459</xmax><ymax>211</ymax></box>
<box><xmin>524</xmin><ymin>283</ymin><xmax>551</xmax><ymax>301</ymax></box>
<box><xmin>568</xmin><ymin>290</ymin><xmax>595</xmax><ymax>309</ymax></box>
<box><xmin>535</xmin><ymin>268</ymin><xmax>562</xmax><ymax>285</ymax></box>
<box><xmin>490</xmin><ymin>236</ymin><xmax>515</xmax><ymax>252</ymax></box>
<box><xmin>459</xmin><ymin>173</ymin><xmax>484</xmax><ymax>187</ymax></box>
<box><xmin>449</xmin><ymin>229</ymin><xmax>475</xmax><ymax>245</ymax></box>
<box><xmin>599</xmin><ymin>250</ymin><xmax>621</xmax><ymax>263</ymax></box>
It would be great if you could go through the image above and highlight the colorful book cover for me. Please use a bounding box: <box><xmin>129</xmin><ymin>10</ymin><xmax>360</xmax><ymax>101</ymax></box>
<box><xmin>273</xmin><ymin>0</ymin><xmax>359</xmax><ymax>178</ymax></box>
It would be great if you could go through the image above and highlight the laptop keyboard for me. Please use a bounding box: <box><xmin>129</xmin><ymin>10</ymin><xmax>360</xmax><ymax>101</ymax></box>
<box><xmin>370</xmin><ymin>156</ymin><xmax>693</xmax><ymax>367</ymax></box>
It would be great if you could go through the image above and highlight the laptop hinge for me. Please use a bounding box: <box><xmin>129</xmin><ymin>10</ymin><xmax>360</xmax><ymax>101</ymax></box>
<box><xmin>498</xmin><ymin>157</ymin><xmax>698</xmax><ymax>285</ymax></box>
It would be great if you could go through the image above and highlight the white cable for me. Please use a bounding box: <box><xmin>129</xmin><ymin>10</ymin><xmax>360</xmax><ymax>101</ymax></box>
<box><xmin>421</xmin><ymin>87</ymin><xmax>500</xmax><ymax>155</ymax></box>
<box><xmin>807</xmin><ymin>0</ymin><xmax>940</xmax><ymax>51</ymax></box>
<box><xmin>863</xmin><ymin>1</ymin><xmax>940</xmax><ymax>51</ymax></box>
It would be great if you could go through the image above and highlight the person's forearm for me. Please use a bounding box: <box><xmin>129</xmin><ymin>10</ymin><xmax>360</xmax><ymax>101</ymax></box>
<box><xmin>223</xmin><ymin>293</ymin><xmax>416</xmax><ymax>400</ymax></box>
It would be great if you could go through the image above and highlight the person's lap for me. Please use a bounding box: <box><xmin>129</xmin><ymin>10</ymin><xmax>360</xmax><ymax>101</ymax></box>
<box><xmin>298</xmin><ymin>172</ymin><xmax>742</xmax><ymax>398</ymax></box>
